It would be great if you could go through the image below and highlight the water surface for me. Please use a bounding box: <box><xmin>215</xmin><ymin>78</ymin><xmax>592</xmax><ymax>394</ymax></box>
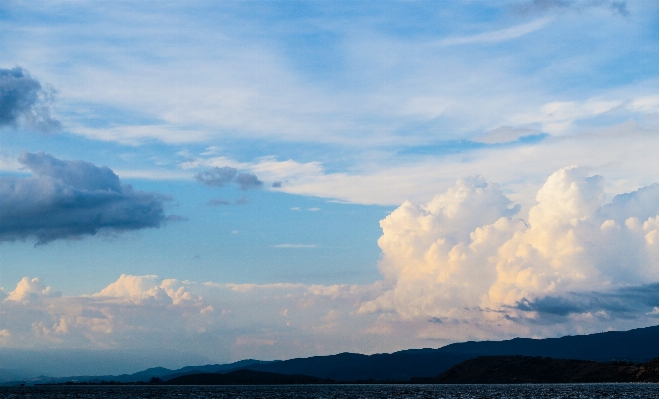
<box><xmin>1</xmin><ymin>384</ymin><xmax>659</xmax><ymax>398</ymax></box>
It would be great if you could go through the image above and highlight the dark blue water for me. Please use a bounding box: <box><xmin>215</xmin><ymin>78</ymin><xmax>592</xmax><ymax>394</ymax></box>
<box><xmin>1</xmin><ymin>384</ymin><xmax>659</xmax><ymax>398</ymax></box>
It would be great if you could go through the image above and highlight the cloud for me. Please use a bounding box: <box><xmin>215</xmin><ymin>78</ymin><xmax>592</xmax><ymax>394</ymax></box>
<box><xmin>195</xmin><ymin>166</ymin><xmax>263</xmax><ymax>190</ymax></box>
<box><xmin>94</xmin><ymin>274</ymin><xmax>199</xmax><ymax>305</ymax></box>
<box><xmin>206</xmin><ymin>196</ymin><xmax>250</xmax><ymax>206</ymax></box>
<box><xmin>0</xmin><ymin>152</ymin><xmax>169</xmax><ymax>244</ymax></box>
<box><xmin>439</xmin><ymin>18</ymin><xmax>552</xmax><ymax>46</ymax></box>
<box><xmin>515</xmin><ymin>283</ymin><xmax>659</xmax><ymax>321</ymax></box>
<box><xmin>512</xmin><ymin>0</ymin><xmax>628</xmax><ymax>16</ymax></box>
<box><xmin>6</xmin><ymin>277</ymin><xmax>61</xmax><ymax>303</ymax></box>
<box><xmin>195</xmin><ymin>167</ymin><xmax>237</xmax><ymax>187</ymax></box>
<box><xmin>0</xmin><ymin>274</ymin><xmax>389</xmax><ymax>364</ymax></box>
<box><xmin>206</xmin><ymin>198</ymin><xmax>231</xmax><ymax>206</ymax></box>
<box><xmin>362</xmin><ymin>166</ymin><xmax>659</xmax><ymax>335</ymax></box>
<box><xmin>234</xmin><ymin>172</ymin><xmax>263</xmax><ymax>190</ymax></box>
<box><xmin>0</xmin><ymin>67</ymin><xmax>60</xmax><ymax>132</ymax></box>
<box><xmin>509</xmin><ymin>98</ymin><xmax>624</xmax><ymax>134</ymax></box>
<box><xmin>473</xmin><ymin>126</ymin><xmax>540</xmax><ymax>144</ymax></box>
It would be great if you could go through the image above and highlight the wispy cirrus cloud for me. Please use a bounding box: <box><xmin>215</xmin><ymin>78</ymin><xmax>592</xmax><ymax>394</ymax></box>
<box><xmin>439</xmin><ymin>18</ymin><xmax>552</xmax><ymax>46</ymax></box>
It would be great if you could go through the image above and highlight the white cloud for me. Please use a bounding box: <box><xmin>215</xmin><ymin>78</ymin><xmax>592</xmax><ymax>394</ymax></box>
<box><xmin>361</xmin><ymin>166</ymin><xmax>659</xmax><ymax>339</ymax></box>
<box><xmin>7</xmin><ymin>277</ymin><xmax>60</xmax><ymax>303</ymax></box>
<box><xmin>165</xmin><ymin>121</ymin><xmax>659</xmax><ymax>215</ymax></box>
<box><xmin>510</xmin><ymin>98</ymin><xmax>623</xmax><ymax>134</ymax></box>
<box><xmin>629</xmin><ymin>95</ymin><xmax>659</xmax><ymax>113</ymax></box>
<box><xmin>0</xmin><ymin>275</ymin><xmax>391</xmax><ymax>362</ymax></box>
<box><xmin>439</xmin><ymin>18</ymin><xmax>553</xmax><ymax>46</ymax></box>
<box><xmin>94</xmin><ymin>274</ymin><xmax>199</xmax><ymax>305</ymax></box>
<box><xmin>70</xmin><ymin>125</ymin><xmax>211</xmax><ymax>146</ymax></box>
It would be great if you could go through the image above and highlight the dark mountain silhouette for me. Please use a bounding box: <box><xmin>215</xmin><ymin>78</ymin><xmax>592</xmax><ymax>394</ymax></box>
<box><xmin>220</xmin><ymin>325</ymin><xmax>659</xmax><ymax>381</ymax></box>
<box><xmin>432</xmin><ymin>355</ymin><xmax>659</xmax><ymax>384</ymax></box>
<box><xmin>231</xmin><ymin>351</ymin><xmax>476</xmax><ymax>381</ymax></box>
<box><xmin>166</xmin><ymin>369</ymin><xmax>332</xmax><ymax>385</ymax></box>
<box><xmin>435</xmin><ymin>324</ymin><xmax>659</xmax><ymax>362</ymax></box>
<box><xmin>15</xmin><ymin>324</ymin><xmax>659</xmax><ymax>385</ymax></box>
<box><xmin>18</xmin><ymin>359</ymin><xmax>272</xmax><ymax>385</ymax></box>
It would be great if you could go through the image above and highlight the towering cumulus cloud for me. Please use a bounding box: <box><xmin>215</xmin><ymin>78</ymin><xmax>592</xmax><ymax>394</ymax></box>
<box><xmin>364</xmin><ymin>167</ymin><xmax>659</xmax><ymax>329</ymax></box>
<box><xmin>0</xmin><ymin>152</ymin><xmax>168</xmax><ymax>244</ymax></box>
<box><xmin>0</xmin><ymin>67</ymin><xmax>60</xmax><ymax>132</ymax></box>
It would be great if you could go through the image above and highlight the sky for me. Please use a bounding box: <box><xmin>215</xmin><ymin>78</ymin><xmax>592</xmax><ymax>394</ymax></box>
<box><xmin>1</xmin><ymin>0</ymin><xmax>659</xmax><ymax>375</ymax></box>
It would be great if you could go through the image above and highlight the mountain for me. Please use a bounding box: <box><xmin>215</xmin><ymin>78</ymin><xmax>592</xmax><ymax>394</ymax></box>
<box><xmin>432</xmin><ymin>355</ymin><xmax>659</xmax><ymax>383</ymax></box>
<box><xmin>13</xmin><ymin>324</ymin><xmax>659</xmax><ymax>384</ymax></box>
<box><xmin>233</xmin><ymin>351</ymin><xmax>476</xmax><ymax>381</ymax></box>
<box><xmin>435</xmin><ymin>324</ymin><xmax>659</xmax><ymax>362</ymax></box>
<box><xmin>221</xmin><ymin>325</ymin><xmax>659</xmax><ymax>381</ymax></box>
<box><xmin>156</xmin><ymin>359</ymin><xmax>274</xmax><ymax>381</ymax></box>
<box><xmin>15</xmin><ymin>359</ymin><xmax>272</xmax><ymax>385</ymax></box>
<box><xmin>432</xmin><ymin>356</ymin><xmax>634</xmax><ymax>383</ymax></box>
<box><xmin>167</xmin><ymin>369</ymin><xmax>333</xmax><ymax>385</ymax></box>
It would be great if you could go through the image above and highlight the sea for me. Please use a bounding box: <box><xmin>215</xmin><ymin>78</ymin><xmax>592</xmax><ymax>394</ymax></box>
<box><xmin>1</xmin><ymin>384</ymin><xmax>659</xmax><ymax>399</ymax></box>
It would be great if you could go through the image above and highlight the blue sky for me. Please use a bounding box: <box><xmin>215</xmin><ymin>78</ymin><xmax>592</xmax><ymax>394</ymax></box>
<box><xmin>2</xmin><ymin>0</ymin><xmax>659</xmax><ymax>374</ymax></box>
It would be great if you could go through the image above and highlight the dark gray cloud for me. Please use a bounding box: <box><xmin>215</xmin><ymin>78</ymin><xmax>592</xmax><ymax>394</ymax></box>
<box><xmin>234</xmin><ymin>173</ymin><xmax>263</xmax><ymax>190</ymax></box>
<box><xmin>206</xmin><ymin>196</ymin><xmax>250</xmax><ymax>206</ymax></box>
<box><xmin>195</xmin><ymin>167</ymin><xmax>263</xmax><ymax>191</ymax></box>
<box><xmin>515</xmin><ymin>283</ymin><xmax>659</xmax><ymax>319</ymax></box>
<box><xmin>0</xmin><ymin>67</ymin><xmax>60</xmax><ymax>132</ymax></box>
<box><xmin>195</xmin><ymin>167</ymin><xmax>237</xmax><ymax>187</ymax></box>
<box><xmin>512</xmin><ymin>0</ymin><xmax>628</xmax><ymax>16</ymax></box>
<box><xmin>0</xmin><ymin>152</ymin><xmax>168</xmax><ymax>245</ymax></box>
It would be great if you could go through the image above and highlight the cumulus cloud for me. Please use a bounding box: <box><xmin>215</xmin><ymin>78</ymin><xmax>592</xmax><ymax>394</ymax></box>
<box><xmin>6</xmin><ymin>277</ymin><xmax>61</xmax><ymax>303</ymax></box>
<box><xmin>0</xmin><ymin>152</ymin><xmax>169</xmax><ymax>244</ymax></box>
<box><xmin>95</xmin><ymin>274</ymin><xmax>199</xmax><ymax>305</ymax></box>
<box><xmin>8</xmin><ymin>167</ymin><xmax>659</xmax><ymax>357</ymax></box>
<box><xmin>363</xmin><ymin>166</ymin><xmax>659</xmax><ymax>333</ymax></box>
<box><xmin>195</xmin><ymin>166</ymin><xmax>263</xmax><ymax>190</ymax></box>
<box><xmin>0</xmin><ymin>275</ymin><xmax>389</xmax><ymax>363</ymax></box>
<box><xmin>0</xmin><ymin>67</ymin><xmax>60</xmax><ymax>132</ymax></box>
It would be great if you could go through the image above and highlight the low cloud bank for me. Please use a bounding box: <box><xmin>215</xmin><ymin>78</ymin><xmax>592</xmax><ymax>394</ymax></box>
<box><xmin>0</xmin><ymin>152</ymin><xmax>169</xmax><ymax>244</ymax></box>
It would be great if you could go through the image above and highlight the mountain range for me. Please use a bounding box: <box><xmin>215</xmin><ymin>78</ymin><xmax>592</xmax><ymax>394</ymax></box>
<box><xmin>5</xmin><ymin>324</ymin><xmax>659</xmax><ymax>385</ymax></box>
